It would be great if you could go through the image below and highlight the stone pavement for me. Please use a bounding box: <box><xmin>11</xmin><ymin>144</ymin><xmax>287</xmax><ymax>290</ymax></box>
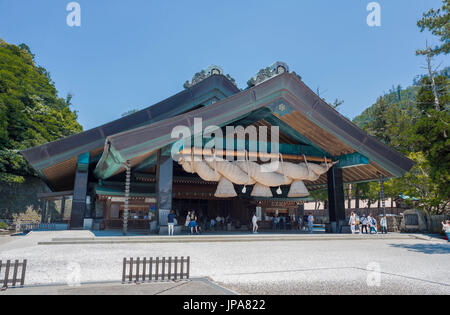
<box><xmin>0</xmin><ymin>278</ymin><xmax>236</xmax><ymax>295</ymax></box>
<box><xmin>37</xmin><ymin>232</ymin><xmax>431</xmax><ymax>246</ymax></box>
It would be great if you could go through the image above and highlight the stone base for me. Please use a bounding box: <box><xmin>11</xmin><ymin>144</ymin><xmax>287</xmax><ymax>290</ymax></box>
<box><xmin>400</xmin><ymin>209</ymin><xmax>427</xmax><ymax>233</ymax></box>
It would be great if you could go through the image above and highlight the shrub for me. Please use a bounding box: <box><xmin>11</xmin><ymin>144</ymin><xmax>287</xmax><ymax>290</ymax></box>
<box><xmin>0</xmin><ymin>221</ymin><xmax>9</xmax><ymax>230</ymax></box>
<box><xmin>12</xmin><ymin>206</ymin><xmax>41</xmax><ymax>224</ymax></box>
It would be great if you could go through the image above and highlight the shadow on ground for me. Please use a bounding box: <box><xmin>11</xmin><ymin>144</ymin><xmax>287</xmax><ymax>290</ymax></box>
<box><xmin>389</xmin><ymin>243</ymin><xmax>450</xmax><ymax>255</ymax></box>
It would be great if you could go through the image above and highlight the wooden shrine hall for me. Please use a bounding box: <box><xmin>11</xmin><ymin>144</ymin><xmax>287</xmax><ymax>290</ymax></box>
<box><xmin>21</xmin><ymin>63</ymin><xmax>414</xmax><ymax>233</ymax></box>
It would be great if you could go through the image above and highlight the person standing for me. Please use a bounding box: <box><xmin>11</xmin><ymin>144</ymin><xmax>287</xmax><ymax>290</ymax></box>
<box><xmin>442</xmin><ymin>220</ymin><xmax>450</xmax><ymax>242</ymax></box>
<box><xmin>349</xmin><ymin>211</ymin><xmax>357</xmax><ymax>235</ymax></box>
<box><xmin>361</xmin><ymin>215</ymin><xmax>368</xmax><ymax>234</ymax></box>
<box><xmin>380</xmin><ymin>215</ymin><xmax>388</xmax><ymax>234</ymax></box>
<box><xmin>188</xmin><ymin>211</ymin><xmax>198</xmax><ymax>235</ymax></box>
<box><xmin>286</xmin><ymin>215</ymin><xmax>291</xmax><ymax>230</ymax></box>
<box><xmin>167</xmin><ymin>210</ymin><xmax>176</xmax><ymax>236</ymax></box>
<box><xmin>216</xmin><ymin>215</ymin><xmax>222</xmax><ymax>231</ymax></box>
<box><xmin>297</xmin><ymin>216</ymin><xmax>303</xmax><ymax>231</ymax></box>
<box><xmin>210</xmin><ymin>217</ymin><xmax>216</xmax><ymax>231</ymax></box>
<box><xmin>185</xmin><ymin>211</ymin><xmax>191</xmax><ymax>235</ymax></box>
<box><xmin>252</xmin><ymin>213</ymin><xmax>259</xmax><ymax>234</ymax></box>
<box><xmin>307</xmin><ymin>213</ymin><xmax>314</xmax><ymax>234</ymax></box>
<box><xmin>303</xmin><ymin>214</ymin><xmax>309</xmax><ymax>231</ymax></box>
<box><xmin>368</xmin><ymin>214</ymin><xmax>377</xmax><ymax>234</ymax></box>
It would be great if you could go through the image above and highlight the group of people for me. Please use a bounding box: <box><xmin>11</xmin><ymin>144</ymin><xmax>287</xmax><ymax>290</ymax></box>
<box><xmin>348</xmin><ymin>212</ymin><xmax>388</xmax><ymax>235</ymax></box>
<box><xmin>296</xmin><ymin>214</ymin><xmax>315</xmax><ymax>234</ymax></box>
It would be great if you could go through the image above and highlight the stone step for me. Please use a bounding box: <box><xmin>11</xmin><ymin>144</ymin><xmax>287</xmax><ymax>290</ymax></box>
<box><xmin>38</xmin><ymin>233</ymin><xmax>418</xmax><ymax>245</ymax></box>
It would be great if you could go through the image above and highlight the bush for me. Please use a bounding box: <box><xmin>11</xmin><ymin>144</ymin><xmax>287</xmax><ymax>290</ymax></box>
<box><xmin>0</xmin><ymin>221</ymin><xmax>9</xmax><ymax>230</ymax></box>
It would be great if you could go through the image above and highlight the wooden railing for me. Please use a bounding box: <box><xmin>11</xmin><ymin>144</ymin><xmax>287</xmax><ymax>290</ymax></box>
<box><xmin>122</xmin><ymin>256</ymin><xmax>190</xmax><ymax>284</ymax></box>
<box><xmin>0</xmin><ymin>259</ymin><xmax>27</xmax><ymax>290</ymax></box>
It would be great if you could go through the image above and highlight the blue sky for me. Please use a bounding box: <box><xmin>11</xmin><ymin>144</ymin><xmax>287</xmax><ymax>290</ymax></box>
<box><xmin>0</xmin><ymin>0</ymin><xmax>448</xmax><ymax>130</ymax></box>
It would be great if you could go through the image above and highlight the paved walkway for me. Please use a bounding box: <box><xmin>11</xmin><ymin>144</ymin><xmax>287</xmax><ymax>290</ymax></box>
<box><xmin>0</xmin><ymin>278</ymin><xmax>236</xmax><ymax>295</ymax></box>
<box><xmin>37</xmin><ymin>231</ymin><xmax>435</xmax><ymax>245</ymax></box>
<box><xmin>1</xmin><ymin>231</ymin><xmax>448</xmax><ymax>294</ymax></box>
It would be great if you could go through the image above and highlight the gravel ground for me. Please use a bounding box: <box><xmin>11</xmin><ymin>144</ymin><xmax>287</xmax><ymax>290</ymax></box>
<box><xmin>0</xmin><ymin>234</ymin><xmax>449</xmax><ymax>295</ymax></box>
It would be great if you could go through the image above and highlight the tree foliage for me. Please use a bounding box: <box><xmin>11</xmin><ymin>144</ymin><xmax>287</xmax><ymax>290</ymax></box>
<box><xmin>0</xmin><ymin>39</ymin><xmax>82</xmax><ymax>183</ymax></box>
<box><xmin>353</xmin><ymin>69</ymin><xmax>449</xmax><ymax>214</ymax></box>
<box><xmin>416</xmin><ymin>0</ymin><xmax>450</xmax><ymax>56</ymax></box>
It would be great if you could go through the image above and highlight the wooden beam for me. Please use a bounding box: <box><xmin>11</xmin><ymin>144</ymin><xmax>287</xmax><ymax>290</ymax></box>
<box><xmin>180</xmin><ymin>148</ymin><xmax>332</xmax><ymax>163</ymax></box>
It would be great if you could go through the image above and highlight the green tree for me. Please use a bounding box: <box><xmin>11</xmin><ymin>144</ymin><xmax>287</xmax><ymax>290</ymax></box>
<box><xmin>384</xmin><ymin>152</ymin><xmax>448</xmax><ymax>214</ymax></box>
<box><xmin>417</xmin><ymin>0</ymin><xmax>450</xmax><ymax>56</ymax></box>
<box><xmin>0</xmin><ymin>40</ymin><xmax>82</xmax><ymax>183</ymax></box>
<box><xmin>409</xmin><ymin>74</ymin><xmax>450</xmax><ymax>200</ymax></box>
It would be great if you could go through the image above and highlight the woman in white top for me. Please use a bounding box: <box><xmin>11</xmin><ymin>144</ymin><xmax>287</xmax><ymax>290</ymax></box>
<box><xmin>252</xmin><ymin>214</ymin><xmax>259</xmax><ymax>233</ymax></box>
<box><xmin>349</xmin><ymin>211</ymin><xmax>357</xmax><ymax>234</ymax></box>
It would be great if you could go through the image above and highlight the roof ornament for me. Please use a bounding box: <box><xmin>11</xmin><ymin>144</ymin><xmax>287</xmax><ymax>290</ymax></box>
<box><xmin>183</xmin><ymin>65</ymin><xmax>237</xmax><ymax>89</ymax></box>
<box><xmin>247</xmin><ymin>61</ymin><xmax>290</xmax><ymax>88</ymax></box>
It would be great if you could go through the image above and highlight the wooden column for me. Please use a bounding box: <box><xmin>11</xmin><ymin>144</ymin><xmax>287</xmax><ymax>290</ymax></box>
<box><xmin>327</xmin><ymin>166</ymin><xmax>346</xmax><ymax>233</ymax></box>
<box><xmin>70</xmin><ymin>152</ymin><xmax>90</xmax><ymax>229</ymax></box>
<box><xmin>156</xmin><ymin>150</ymin><xmax>173</xmax><ymax>228</ymax></box>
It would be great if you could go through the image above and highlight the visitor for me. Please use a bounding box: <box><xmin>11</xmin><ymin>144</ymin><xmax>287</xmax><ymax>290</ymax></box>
<box><xmin>297</xmin><ymin>216</ymin><xmax>303</xmax><ymax>231</ymax></box>
<box><xmin>280</xmin><ymin>215</ymin><xmax>285</xmax><ymax>230</ymax></box>
<box><xmin>167</xmin><ymin>210</ymin><xmax>176</xmax><ymax>236</ymax></box>
<box><xmin>226</xmin><ymin>215</ymin><xmax>232</xmax><ymax>231</ymax></box>
<box><xmin>210</xmin><ymin>217</ymin><xmax>216</xmax><ymax>231</ymax></box>
<box><xmin>307</xmin><ymin>213</ymin><xmax>314</xmax><ymax>234</ymax></box>
<box><xmin>185</xmin><ymin>211</ymin><xmax>191</xmax><ymax>235</ymax></box>
<box><xmin>442</xmin><ymin>220</ymin><xmax>450</xmax><ymax>242</ymax></box>
<box><xmin>216</xmin><ymin>215</ymin><xmax>222</xmax><ymax>231</ymax></box>
<box><xmin>349</xmin><ymin>211</ymin><xmax>357</xmax><ymax>235</ymax></box>
<box><xmin>286</xmin><ymin>215</ymin><xmax>291</xmax><ymax>230</ymax></box>
<box><xmin>252</xmin><ymin>213</ymin><xmax>259</xmax><ymax>234</ymax></box>
<box><xmin>380</xmin><ymin>215</ymin><xmax>388</xmax><ymax>234</ymax></box>
<box><xmin>361</xmin><ymin>215</ymin><xmax>368</xmax><ymax>234</ymax></box>
<box><xmin>188</xmin><ymin>211</ymin><xmax>198</xmax><ymax>235</ymax></box>
<box><xmin>303</xmin><ymin>214</ymin><xmax>309</xmax><ymax>231</ymax></box>
<box><xmin>272</xmin><ymin>215</ymin><xmax>277</xmax><ymax>230</ymax></box>
<box><xmin>368</xmin><ymin>214</ymin><xmax>377</xmax><ymax>234</ymax></box>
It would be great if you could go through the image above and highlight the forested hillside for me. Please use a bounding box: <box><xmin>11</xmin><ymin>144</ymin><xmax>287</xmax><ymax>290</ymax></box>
<box><xmin>0</xmin><ymin>39</ymin><xmax>82</xmax><ymax>183</ymax></box>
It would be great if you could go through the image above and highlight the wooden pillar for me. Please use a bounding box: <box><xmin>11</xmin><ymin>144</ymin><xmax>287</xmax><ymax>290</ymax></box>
<box><xmin>40</xmin><ymin>199</ymin><xmax>47</xmax><ymax>224</ymax></box>
<box><xmin>327</xmin><ymin>166</ymin><xmax>346</xmax><ymax>233</ymax></box>
<box><xmin>156</xmin><ymin>150</ymin><xmax>173</xmax><ymax>228</ymax></box>
<box><xmin>70</xmin><ymin>152</ymin><xmax>90</xmax><ymax>229</ymax></box>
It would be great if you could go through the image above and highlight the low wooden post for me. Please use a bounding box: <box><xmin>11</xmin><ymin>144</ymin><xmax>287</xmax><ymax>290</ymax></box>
<box><xmin>122</xmin><ymin>258</ymin><xmax>127</xmax><ymax>283</ymax></box>
<box><xmin>174</xmin><ymin>257</ymin><xmax>178</xmax><ymax>280</ymax></box>
<box><xmin>20</xmin><ymin>260</ymin><xmax>27</xmax><ymax>287</ymax></box>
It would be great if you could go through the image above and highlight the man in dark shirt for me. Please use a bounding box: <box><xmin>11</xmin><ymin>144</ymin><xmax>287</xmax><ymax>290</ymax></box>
<box><xmin>167</xmin><ymin>210</ymin><xmax>176</xmax><ymax>236</ymax></box>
